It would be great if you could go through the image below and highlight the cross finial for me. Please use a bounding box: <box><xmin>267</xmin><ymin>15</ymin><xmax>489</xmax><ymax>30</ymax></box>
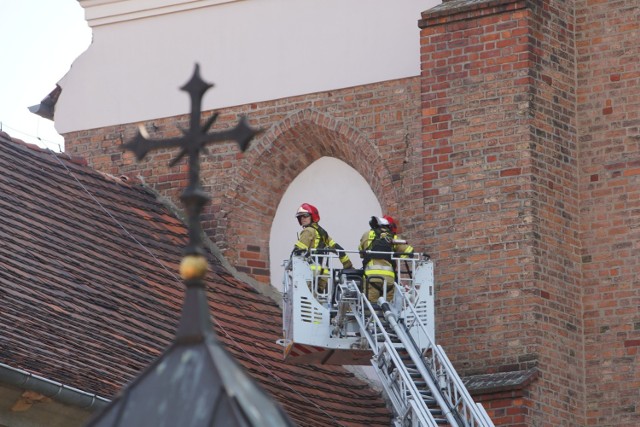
<box><xmin>123</xmin><ymin>64</ymin><xmax>259</xmax><ymax>261</ymax></box>
<box><xmin>91</xmin><ymin>66</ymin><xmax>295</xmax><ymax>427</ymax></box>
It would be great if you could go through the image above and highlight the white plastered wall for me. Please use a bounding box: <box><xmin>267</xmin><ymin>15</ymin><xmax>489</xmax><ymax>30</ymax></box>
<box><xmin>56</xmin><ymin>0</ymin><xmax>439</xmax><ymax>134</ymax></box>
<box><xmin>269</xmin><ymin>157</ymin><xmax>381</xmax><ymax>290</ymax></box>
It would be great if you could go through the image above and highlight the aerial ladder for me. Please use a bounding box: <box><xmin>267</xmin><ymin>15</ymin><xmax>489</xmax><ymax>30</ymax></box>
<box><xmin>280</xmin><ymin>250</ymin><xmax>494</xmax><ymax>427</ymax></box>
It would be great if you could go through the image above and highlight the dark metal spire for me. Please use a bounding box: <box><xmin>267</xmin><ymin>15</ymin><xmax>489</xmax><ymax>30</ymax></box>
<box><xmin>86</xmin><ymin>64</ymin><xmax>294</xmax><ymax>427</ymax></box>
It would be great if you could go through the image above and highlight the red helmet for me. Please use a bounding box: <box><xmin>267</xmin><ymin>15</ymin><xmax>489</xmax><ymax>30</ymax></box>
<box><xmin>383</xmin><ymin>215</ymin><xmax>398</xmax><ymax>234</ymax></box>
<box><xmin>295</xmin><ymin>203</ymin><xmax>320</xmax><ymax>223</ymax></box>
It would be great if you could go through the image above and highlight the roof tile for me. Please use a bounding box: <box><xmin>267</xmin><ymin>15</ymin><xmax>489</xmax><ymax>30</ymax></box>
<box><xmin>0</xmin><ymin>133</ymin><xmax>392</xmax><ymax>426</ymax></box>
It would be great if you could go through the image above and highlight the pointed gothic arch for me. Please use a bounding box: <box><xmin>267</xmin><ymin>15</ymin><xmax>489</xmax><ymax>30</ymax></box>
<box><xmin>223</xmin><ymin>109</ymin><xmax>397</xmax><ymax>284</ymax></box>
<box><xmin>268</xmin><ymin>157</ymin><xmax>382</xmax><ymax>288</ymax></box>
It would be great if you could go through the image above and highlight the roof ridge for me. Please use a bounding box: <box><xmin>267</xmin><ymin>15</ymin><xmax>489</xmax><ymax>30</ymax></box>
<box><xmin>0</xmin><ymin>130</ymin><xmax>86</xmax><ymax>167</ymax></box>
<box><xmin>0</xmin><ymin>130</ymin><xmax>144</xmax><ymax>186</ymax></box>
<box><xmin>0</xmin><ymin>130</ymin><xmax>50</xmax><ymax>153</ymax></box>
<box><xmin>54</xmin><ymin>150</ymin><xmax>88</xmax><ymax>167</ymax></box>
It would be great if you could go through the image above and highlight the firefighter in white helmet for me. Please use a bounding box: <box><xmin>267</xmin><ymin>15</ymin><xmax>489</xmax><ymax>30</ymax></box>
<box><xmin>359</xmin><ymin>216</ymin><xmax>413</xmax><ymax>303</ymax></box>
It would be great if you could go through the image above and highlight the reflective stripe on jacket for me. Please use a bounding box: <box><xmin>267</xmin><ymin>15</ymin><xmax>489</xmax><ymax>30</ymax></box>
<box><xmin>294</xmin><ymin>223</ymin><xmax>352</xmax><ymax>268</ymax></box>
<box><xmin>359</xmin><ymin>229</ymin><xmax>413</xmax><ymax>278</ymax></box>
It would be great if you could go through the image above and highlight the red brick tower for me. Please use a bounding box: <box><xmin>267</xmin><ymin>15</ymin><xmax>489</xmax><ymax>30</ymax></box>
<box><xmin>419</xmin><ymin>0</ymin><xmax>639</xmax><ymax>425</ymax></box>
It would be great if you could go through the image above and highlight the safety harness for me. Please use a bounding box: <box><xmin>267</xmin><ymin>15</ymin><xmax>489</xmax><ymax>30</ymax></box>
<box><xmin>294</xmin><ymin>223</ymin><xmax>350</xmax><ymax>268</ymax></box>
<box><xmin>311</xmin><ymin>223</ymin><xmax>330</xmax><ymax>250</ymax></box>
<box><xmin>362</xmin><ymin>228</ymin><xmax>394</xmax><ymax>267</ymax></box>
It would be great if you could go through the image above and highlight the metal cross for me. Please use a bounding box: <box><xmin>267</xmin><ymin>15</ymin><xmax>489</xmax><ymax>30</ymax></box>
<box><xmin>123</xmin><ymin>63</ymin><xmax>259</xmax><ymax>256</ymax></box>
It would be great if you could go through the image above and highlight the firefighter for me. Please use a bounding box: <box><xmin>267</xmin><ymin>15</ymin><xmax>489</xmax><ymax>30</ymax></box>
<box><xmin>292</xmin><ymin>203</ymin><xmax>352</xmax><ymax>293</ymax></box>
<box><xmin>359</xmin><ymin>216</ymin><xmax>413</xmax><ymax>303</ymax></box>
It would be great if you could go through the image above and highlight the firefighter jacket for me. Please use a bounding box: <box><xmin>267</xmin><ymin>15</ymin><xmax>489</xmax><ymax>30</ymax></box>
<box><xmin>359</xmin><ymin>228</ymin><xmax>413</xmax><ymax>282</ymax></box>
<box><xmin>293</xmin><ymin>223</ymin><xmax>353</xmax><ymax>269</ymax></box>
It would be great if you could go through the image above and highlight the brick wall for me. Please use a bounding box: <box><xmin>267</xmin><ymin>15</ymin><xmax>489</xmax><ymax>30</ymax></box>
<box><xmin>576</xmin><ymin>0</ymin><xmax>640</xmax><ymax>425</ymax></box>
<box><xmin>64</xmin><ymin>78</ymin><xmax>423</xmax><ymax>284</ymax></box>
<box><xmin>62</xmin><ymin>0</ymin><xmax>640</xmax><ymax>424</ymax></box>
<box><xmin>420</xmin><ymin>0</ymin><xmax>583</xmax><ymax>425</ymax></box>
<box><xmin>477</xmin><ymin>390</ymin><xmax>531</xmax><ymax>427</ymax></box>
<box><xmin>526</xmin><ymin>0</ymin><xmax>584</xmax><ymax>424</ymax></box>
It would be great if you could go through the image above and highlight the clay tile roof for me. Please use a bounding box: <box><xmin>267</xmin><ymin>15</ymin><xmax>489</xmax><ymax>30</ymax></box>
<box><xmin>0</xmin><ymin>132</ymin><xmax>392</xmax><ymax>426</ymax></box>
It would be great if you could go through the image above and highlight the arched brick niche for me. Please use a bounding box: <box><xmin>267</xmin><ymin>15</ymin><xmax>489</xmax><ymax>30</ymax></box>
<box><xmin>218</xmin><ymin>109</ymin><xmax>396</xmax><ymax>284</ymax></box>
<box><xmin>63</xmin><ymin>77</ymin><xmax>422</xmax><ymax>287</ymax></box>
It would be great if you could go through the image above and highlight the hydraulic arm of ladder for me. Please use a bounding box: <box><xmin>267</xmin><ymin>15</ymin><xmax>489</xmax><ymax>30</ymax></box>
<box><xmin>345</xmin><ymin>282</ymin><xmax>494</xmax><ymax>427</ymax></box>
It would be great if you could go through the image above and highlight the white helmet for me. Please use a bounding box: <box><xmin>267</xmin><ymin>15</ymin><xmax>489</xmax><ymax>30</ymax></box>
<box><xmin>369</xmin><ymin>216</ymin><xmax>389</xmax><ymax>229</ymax></box>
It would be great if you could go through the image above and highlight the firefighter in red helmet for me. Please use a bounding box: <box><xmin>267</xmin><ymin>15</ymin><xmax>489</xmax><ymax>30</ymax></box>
<box><xmin>292</xmin><ymin>203</ymin><xmax>352</xmax><ymax>291</ymax></box>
